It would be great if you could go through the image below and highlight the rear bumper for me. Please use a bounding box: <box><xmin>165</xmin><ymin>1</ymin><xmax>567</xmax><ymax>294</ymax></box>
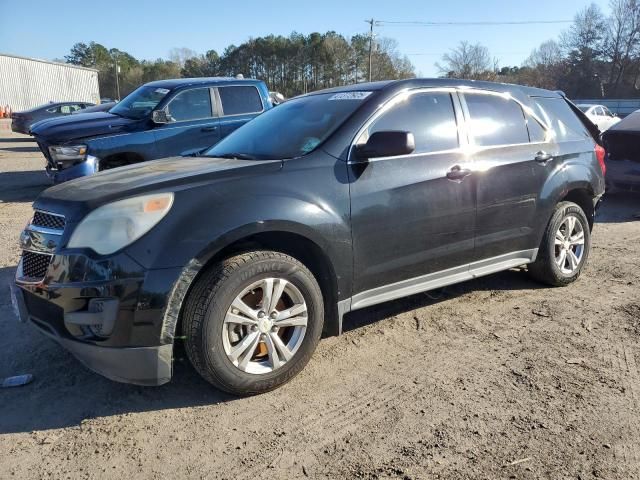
<box><xmin>10</xmin><ymin>121</ymin><xmax>28</xmax><ymax>134</ymax></box>
<box><xmin>11</xmin><ymin>283</ymin><xmax>172</xmax><ymax>386</ymax></box>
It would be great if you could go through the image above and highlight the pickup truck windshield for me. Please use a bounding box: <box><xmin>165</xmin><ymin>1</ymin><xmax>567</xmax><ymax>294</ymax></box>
<box><xmin>110</xmin><ymin>86</ymin><xmax>170</xmax><ymax>120</ymax></box>
<box><xmin>205</xmin><ymin>91</ymin><xmax>373</xmax><ymax>160</ymax></box>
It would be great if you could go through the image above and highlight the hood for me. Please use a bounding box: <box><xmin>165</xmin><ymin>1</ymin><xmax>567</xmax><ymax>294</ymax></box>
<box><xmin>30</xmin><ymin>112</ymin><xmax>142</xmax><ymax>143</ymax></box>
<box><xmin>34</xmin><ymin>156</ymin><xmax>283</xmax><ymax>220</ymax></box>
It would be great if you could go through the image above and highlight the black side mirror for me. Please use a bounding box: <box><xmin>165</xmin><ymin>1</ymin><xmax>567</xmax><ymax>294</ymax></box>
<box><xmin>152</xmin><ymin>109</ymin><xmax>169</xmax><ymax>124</ymax></box>
<box><xmin>355</xmin><ymin>131</ymin><xmax>415</xmax><ymax>160</ymax></box>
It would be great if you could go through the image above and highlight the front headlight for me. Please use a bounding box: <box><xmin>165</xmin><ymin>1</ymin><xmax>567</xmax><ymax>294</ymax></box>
<box><xmin>67</xmin><ymin>193</ymin><xmax>174</xmax><ymax>255</ymax></box>
<box><xmin>48</xmin><ymin>145</ymin><xmax>87</xmax><ymax>162</ymax></box>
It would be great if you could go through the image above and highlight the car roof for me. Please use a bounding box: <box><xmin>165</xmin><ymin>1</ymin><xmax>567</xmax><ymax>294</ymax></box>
<box><xmin>144</xmin><ymin>77</ymin><xmax>265</xmax><ymax>89</ymax></box>
<box><xmin>22</xmin><ymin>101</ymin><xmax>91</xmax><ymax>113</ymax></box>
<box><xmin>577</xmin><ymin>104</ymin><xmax>600</xmax><ymax>108</ymax></box>
<box><xmin>301</xmin><ymin>78</ymin><xmax>563</xmax><ymax>99</ymax></box>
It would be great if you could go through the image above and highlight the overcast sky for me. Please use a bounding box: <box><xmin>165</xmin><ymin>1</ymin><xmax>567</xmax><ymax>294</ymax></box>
<box><xmin>0</xmin><ymin>0</ymin><xmax>611</xmax><ymax>77</ymax></box>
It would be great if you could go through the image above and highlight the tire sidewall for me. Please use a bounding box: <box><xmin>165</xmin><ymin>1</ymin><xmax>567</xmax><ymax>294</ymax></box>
<box><xmin>546</xmin><ymin>203</ymin><xmax>591</xmax><ymax>281</ymax></box>
<box><xmin>201</xmin><ymin>256</ymin><xmax>323</xmax><ymax>393</ymax></box>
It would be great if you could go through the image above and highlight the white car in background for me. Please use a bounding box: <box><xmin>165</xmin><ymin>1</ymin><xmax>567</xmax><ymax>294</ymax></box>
<box><xmin>577</xmin><ymin>104</ymin><xmax>621</xmax><ymax>132</ymax></box>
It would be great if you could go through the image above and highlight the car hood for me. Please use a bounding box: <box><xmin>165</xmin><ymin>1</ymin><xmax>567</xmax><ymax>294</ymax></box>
<box><xmin>30</xmin><ymin>112</ymin><xmax>142</xmax><ymax>143</ymax></box>
<box><xmin>34</xmin><ymin>156</ymin><xmax>283</xmax><ymax>220</ymax></box>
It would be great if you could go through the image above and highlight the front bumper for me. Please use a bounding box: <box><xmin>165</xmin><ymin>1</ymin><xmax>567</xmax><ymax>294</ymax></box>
<box><xmin>45</xmin><ymin>154</ymin><xmax>100</xmax><ymax>183</ymax></box>
<box><xmin>12</xmin><ymin>284</ymin><xmax>171</xmax><ymax>385</ymax></box>
<box><xmin>13</xmin><ymin>248</ymin><xmax>182</xmax><ymax>386</ymax></box>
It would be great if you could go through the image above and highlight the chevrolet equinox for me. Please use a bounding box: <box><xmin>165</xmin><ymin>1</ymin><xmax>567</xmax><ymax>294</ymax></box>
<box><xmin>13</xmin><ymin>79</ymin><xmax>606</xmax><ymax>395</ymax></box>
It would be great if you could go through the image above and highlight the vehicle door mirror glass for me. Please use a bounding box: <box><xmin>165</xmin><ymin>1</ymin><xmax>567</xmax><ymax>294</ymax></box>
<box><xmin>355</xmin><ymin>131</ymin><xmax>415</xmax><ymax>160</ymax></box>
<box><xmin>152</xmin><ymin>109</ymin><xmax>170</xmax><ymax>124</ymax></box>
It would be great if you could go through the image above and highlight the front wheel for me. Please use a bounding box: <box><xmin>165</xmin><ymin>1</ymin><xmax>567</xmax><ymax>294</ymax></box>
<box><xmin>528</xmin><ymin>201</ymin><xmax>591</xmax><ymax>287</ymax></box>
<box><xmin>182</xmin><ymin>251</ymin><xmax>324</xmax><ymax>395</ymax></box>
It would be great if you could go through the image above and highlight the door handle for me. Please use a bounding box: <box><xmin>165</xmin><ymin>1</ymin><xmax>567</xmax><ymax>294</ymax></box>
<box><xmin>201</xmin><ymin>126</ymin><xmax>218</xmax><ymax>132</ymax></box>
<box><xmin>446</xmin><ymin>165</ymin><xmax>472</xmax><ymax>181</ymax></box>
<box><xmin>535</xmin><ymin>151</ymin><xmax>553</xmax><ymax>163</ymax></box>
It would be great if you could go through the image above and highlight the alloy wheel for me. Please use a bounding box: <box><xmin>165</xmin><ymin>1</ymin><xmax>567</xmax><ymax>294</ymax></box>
<box><xmin>554</xmin><ymin>214</ymin><xmax>585</xmax><ymax>274</ymax></box>
<box><xmin>222</xmin><ymin>278</ymin><xmax>308</xmax><ymax>374</ymax></box>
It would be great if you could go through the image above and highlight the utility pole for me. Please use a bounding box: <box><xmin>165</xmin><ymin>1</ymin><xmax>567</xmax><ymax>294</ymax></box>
<box><xmin>114</xmin><ymin>53</ymin><xmax>121</xmax><ymax>101</ymax></box>
<box><xmin>366</xmin><ymin>18</ymin><xmax>374</xmax><ymax>82</ymax></box>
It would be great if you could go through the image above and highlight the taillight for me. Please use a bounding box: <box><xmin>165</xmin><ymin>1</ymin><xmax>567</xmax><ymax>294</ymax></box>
<box><xmin>595</xmin><ymin>144</ymin><xmax>606</xmax><ymax>176</ymax></box>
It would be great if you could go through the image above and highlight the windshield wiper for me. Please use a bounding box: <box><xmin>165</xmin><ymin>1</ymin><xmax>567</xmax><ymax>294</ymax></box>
<box><xmin>213</xmin><ymin>153</ymin><xmax>257</xmax><ymax>160</ymax></box>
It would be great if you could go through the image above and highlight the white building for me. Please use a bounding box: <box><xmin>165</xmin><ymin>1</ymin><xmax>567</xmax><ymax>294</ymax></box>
<box><xmin>0</xmin><ymin>53</ymin><xmax>100</xmax><ymax>111</ymax></box>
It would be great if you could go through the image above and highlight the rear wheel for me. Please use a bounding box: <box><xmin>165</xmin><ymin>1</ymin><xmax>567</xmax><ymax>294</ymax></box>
<box><xmin>528</xmin><ymin>201</ymin><xmax>591</xmax><ymax>286</ymax></box>
<box><xmin>182</xmin><ymin>251</ymin><xmax>324</xmax><ymax>395</ymax></box>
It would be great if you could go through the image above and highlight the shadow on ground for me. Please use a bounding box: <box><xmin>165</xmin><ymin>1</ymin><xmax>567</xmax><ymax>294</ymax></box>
<box><xmin>596</xmin><ymin>191</ymin><xmax>640</xmax><ymax>223</ymax></box>
<box><xmin>0</xmin><ymin>145</ymin><xmax>40</xmax><ymax>153</ymax></box>
<box><xmin>0</xmin><ymin>170</ymin><xmax>50</xmax><ymax>202</ymax></box>
<box><xmin>0</xmin><ymin>267</ymin><xmax>236</xmax><ymax>435</ymax></box>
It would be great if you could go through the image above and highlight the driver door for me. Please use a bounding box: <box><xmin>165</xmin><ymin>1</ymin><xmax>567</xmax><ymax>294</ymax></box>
<box><xmin>153</xmin><ymin>87</ymin><xmax>220</xmax><ymax>157</ymax></box>
<box><xmin>349</xmin><ymin>89</ymin><xmax>476</xmax><ymax>298</ymax></box>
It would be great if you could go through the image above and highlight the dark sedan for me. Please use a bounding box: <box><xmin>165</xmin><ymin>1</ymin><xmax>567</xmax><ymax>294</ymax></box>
<box><xmin>11</xmin><ymin>101</ymin><xmax>94</xmax><ymax>134</ymax></box>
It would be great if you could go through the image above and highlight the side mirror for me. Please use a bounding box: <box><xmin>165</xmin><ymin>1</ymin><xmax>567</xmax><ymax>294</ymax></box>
<box><xmin>152</xmin><ymin>109</ymin><xmax>169</xmax><ymax>124</ymax></box>
<box><xmin>355</xmin><ymin>131</ymin><xmax>415</xmax><ymax>160</ymax></box>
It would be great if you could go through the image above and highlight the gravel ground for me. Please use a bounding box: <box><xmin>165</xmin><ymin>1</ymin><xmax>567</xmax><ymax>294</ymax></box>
<box><xmin>1</xmin><ymin>131</ymin><xmax>640</xmax><ymax>479</ymax></box>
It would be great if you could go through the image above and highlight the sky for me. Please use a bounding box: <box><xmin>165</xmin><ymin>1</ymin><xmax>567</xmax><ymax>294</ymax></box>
<box><xmin>0</xmin><ymin>0</ymin><xmax>611</xmax><ymax>77</ymax></box>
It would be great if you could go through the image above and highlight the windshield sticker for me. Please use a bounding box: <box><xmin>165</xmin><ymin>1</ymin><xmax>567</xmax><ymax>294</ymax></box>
<box><xmin>154</xmin><ymin>88</ymin><xmax>170</xmax><ymax>95</ymax></box>
<box><xmin>328</xmin><ymin>91</ymin><xmax>372</xmax><ymax>101</ymax></box>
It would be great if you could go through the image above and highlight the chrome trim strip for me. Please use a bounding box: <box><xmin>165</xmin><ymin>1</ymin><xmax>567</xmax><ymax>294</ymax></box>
<box><xmin>34</xmin><ymin>209</ymin><xmax>65</xmax><ymax>218</ymax></box>
<box><xmin>347</xmin><ymin>249</ymin><xmax>538</xmax><ymax>312</ymax></box>
<box><xmin>26</xmin><ymin>225</ymin><xmax>63</xmax><ymax>236</ymax></box>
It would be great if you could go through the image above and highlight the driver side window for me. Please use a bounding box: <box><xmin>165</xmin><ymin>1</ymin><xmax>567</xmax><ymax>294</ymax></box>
<box><xmin>360</xmin><ymin>91</ymin><xmax>459</xmax><ymax>154</ymax></box>
<box><xmin>166</xmin><ymin>88</ymin><xmax>213</xmax><ymax>122</ymax></box>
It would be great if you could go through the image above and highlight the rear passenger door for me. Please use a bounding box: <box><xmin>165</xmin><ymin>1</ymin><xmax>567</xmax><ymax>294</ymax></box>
<box><xmin>153</xmin><ymin>87</ymin><xmax>220</xmax><ymax>157</ymax></box>
<box><xmin>461</xmin><ymin>90</ymin><xmax>553</xmax><ymax>261</ymax></box>
<box><xmin>216</xmin><ymin>85</ymin><xmax>264</xmax><ymax>139</ymax></box>
<box><xmin>349</xmin><ymin>89</ymin><xmax>476</xmax><ymax>296</ymax></box>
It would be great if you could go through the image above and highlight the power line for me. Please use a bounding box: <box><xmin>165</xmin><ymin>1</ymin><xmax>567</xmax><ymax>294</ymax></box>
<box><xmin>375</xmin><ymin>19</ymin><xmax>572</xmax><ymax>27</ymax></box>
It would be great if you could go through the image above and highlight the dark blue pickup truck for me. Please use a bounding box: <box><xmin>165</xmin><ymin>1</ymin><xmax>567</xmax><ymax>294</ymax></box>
<box><xmin>30</xmin><ymin>77</ymin><xmax>272</xmax><ymax>182</ymax></box>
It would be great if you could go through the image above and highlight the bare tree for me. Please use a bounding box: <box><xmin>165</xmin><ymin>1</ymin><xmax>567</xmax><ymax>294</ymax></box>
<box><xmin>168</xmin><ymin>47</ymin><xmax>198</xmax><ymax>67</ymax></box>
<box><xmin>603</xmin><ymin>0</ymin><xmax>640</xmax><ymax>94</ymax></box>
<box><xmin>436</xmin><ymin>41</ymin><xmax>497</xmax><ymax>80</ymax></box>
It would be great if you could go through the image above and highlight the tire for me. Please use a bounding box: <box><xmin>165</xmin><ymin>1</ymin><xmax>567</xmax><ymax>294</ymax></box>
<box><xmin>528</xmin><ymin>201</ymin><xmax>591</xmax><ymax>287</ymax></box>
<box><xmin>182</xmin><ymin>251</ymin><xmax>324</xmax><ymax>395</ymax></box>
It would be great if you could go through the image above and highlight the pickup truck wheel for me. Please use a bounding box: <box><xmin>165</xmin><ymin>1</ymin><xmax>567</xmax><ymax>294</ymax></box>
<box><xmin>528</xmin><ymin>201</ymin><xmax>591</xmax><ymax>287</ymax></box>
<box><xmin>182</xmin><ymin>251</ymin><xmax>324</xmax><ymax>395</ymax></box>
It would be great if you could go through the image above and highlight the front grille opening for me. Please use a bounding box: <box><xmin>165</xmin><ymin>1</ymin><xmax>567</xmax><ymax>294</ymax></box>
<box><xmin>21</xmin><ymin>251</ymin><xmax>52</xmax><ymax>280</ymax></box>
<box><xmin>32</xmin><ymin>211</ymin><xmax>65</xmax><ymax>230</ymax></box>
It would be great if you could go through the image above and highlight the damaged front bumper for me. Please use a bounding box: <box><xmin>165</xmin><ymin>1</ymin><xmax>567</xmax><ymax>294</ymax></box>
<box><xmin>13</xmin><ymin>234</ymin><xmax>182</xmax><ymax>386</ymax></box>
<box><xmin>12</xmin><ymin>281</ymin><xmax>172</xmax><ymax>386</ymax></box>
<box><xmin>45</xmin><ymin>154</ymin><xmax>101</xmax><ymax>183</ymax></box>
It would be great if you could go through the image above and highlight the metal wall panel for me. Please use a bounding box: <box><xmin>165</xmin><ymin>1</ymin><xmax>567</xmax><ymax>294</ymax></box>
<box><xmin>0</xmin><ymin>54</ymin><xmax>100</xmax><ymax>111</ymax></box>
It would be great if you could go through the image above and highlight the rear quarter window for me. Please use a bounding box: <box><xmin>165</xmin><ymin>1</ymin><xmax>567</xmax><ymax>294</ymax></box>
<box><xmin>219</xmin><ymin>86</ymin><xmax>263</xmax><ymax>115</ymax></box>
<box><xmin>532</xmin><ymin>97</ymin><xmax>590</xmax><ymax>142</ymax></box>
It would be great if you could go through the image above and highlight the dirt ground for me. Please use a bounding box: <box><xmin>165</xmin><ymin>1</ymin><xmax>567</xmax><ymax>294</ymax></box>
<box><xmin>1</xmin><ymin>130</ymin><xmax>639</xmax><ymax>480</ymax></box>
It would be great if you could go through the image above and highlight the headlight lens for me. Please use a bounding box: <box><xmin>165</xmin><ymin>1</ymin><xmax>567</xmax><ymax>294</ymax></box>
<box><xmin>48</xmin><ymin>145</ymin><xmax>87</xmax><ymax>162</ymax></box>
<box><xmin>67</xmin><ymin>193</ymin><xmax>174</xmax><ymax>255</ymax></box>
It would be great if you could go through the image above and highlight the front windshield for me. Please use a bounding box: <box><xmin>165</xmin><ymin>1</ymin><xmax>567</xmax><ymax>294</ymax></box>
<box><xmin>110</xmin><ymin>85</ymin><xmax>170</xmax><ymax>120</ymax></box>
<box><xmin>205</xmin><ymin>91</ymin><xmax>373</xmax><ymax>159</ymax></box>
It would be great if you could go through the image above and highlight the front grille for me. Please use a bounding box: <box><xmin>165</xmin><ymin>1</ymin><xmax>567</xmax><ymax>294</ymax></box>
<box><xmin>21</xmin><ymin>251</ymin><xmax>52</xmax><ymax>280</ymax></box>
<box><xmin>32</xmin><ymin>211</ymin><xmax>65</xmax><ymax>230</ymax></box>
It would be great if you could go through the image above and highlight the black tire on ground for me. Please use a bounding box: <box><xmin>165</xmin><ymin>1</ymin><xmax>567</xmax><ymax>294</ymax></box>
<box><xmin>182</xmin><ymin>251</ymin><xmax>324</xmax><ymax>395</ymax></box>
<box><xmin>528</xmin><ymin>201</ymin><xmax>591</xmax><ymax>287</ymax></box>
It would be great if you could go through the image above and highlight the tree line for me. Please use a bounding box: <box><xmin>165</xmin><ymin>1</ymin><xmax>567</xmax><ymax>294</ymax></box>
<box><xmin>437</xmin><ymin>0</ymin><xmax>640</xmax><ymax>98</ymax></box>
<box><xmin>64</xmin><ymin>32</ymin><xmax>415</xmax><ymax>100</ymax></box>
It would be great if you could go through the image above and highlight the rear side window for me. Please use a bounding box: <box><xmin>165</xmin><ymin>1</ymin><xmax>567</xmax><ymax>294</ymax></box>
<box><xmin>526</xmin><ymin>114</ymin><xmax>547</xmax><ymax>143</ymax></box>
<box><xmin>363</xmin><ymin>91</ymin><xmax>459</xmax><ymax>154</ymax></box>
<box><xmin>532</xmin><ymin>97</ymin><xmax>590</xmax><ymax>142</ymax></box>
<box><xmin>167</xmin><ymin>88</ymin><xmax>213</xmax><ymax>122</ymax></box>
<box><xmin>464</xmin><ymin>92</ymin><xmax>529</xmax><ymax>146</ymax></box>
<box><xmin>219</xmin><ymin>86</ymin><xmax>263</xmax><ymax>115</ymax></box>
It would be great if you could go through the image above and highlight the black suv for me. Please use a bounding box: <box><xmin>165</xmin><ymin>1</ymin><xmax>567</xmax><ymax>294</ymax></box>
<box><xmin>13</xmin><ymin>79</ymin><xmax>605</xmax><ymax>395</ymax></box>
